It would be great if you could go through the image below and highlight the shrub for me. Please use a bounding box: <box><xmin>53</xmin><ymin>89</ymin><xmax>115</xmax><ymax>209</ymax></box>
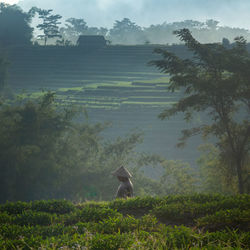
<box><xmin>13</xmin><ymin>211</ymin><xmax>54</xmax><ymax>226</ymax></box>
<box><xmin>64</xmin><ymin>206</ymin><xmax>121</xmax><ymax>225</ymax></box>
<box><xmin>88</xmin><ymin>232</ymin><xmax>134</xmax><ymax>250</ymax></box>
<box><xmin>0</xmin><ymin>201</ymin><xmax>31</xmax><ymax>215</ymax></box>
<box><xmin>0</xmin><ymin>195</ymin><xmax>249</xmax><ymax>249</ymax></box>
<box><xmin>196</xmin><ymin>208</ymin><xmax>250</xmax><ymax>231</ymax></box>
<box><xmin>0</xmin><ymin>212</ymin><xmax>12</xmax><ymax>224</ymax></box>
<box><xmin>151</xmin><ymin>195</ymin><xmax>250</xmax><ymax>225</ymax></box>
<box><xmin>31</xmin><ymin>199</ymin><xmax>75</xmax><ymax>214</ymax></box>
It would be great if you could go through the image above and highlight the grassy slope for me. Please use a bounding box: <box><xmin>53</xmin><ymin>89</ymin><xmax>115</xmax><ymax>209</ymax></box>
<box><xmin>0</xmin><ymin>194</ymin><xmax>249</xmax><ymax>249</ymax></box>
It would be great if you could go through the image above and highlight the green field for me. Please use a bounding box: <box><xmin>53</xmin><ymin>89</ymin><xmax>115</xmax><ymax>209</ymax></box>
<box><xmin>0</xmin><ymin>194</ymin><xmax>249</xmax><ymax>249</ymax></box>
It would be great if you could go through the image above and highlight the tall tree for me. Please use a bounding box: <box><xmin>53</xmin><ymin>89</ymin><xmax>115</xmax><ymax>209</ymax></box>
<box><xmin>36</xmin><ymin>9</ymin><xmax>62</xmax><ymax>45</ymax></box>
<box><xmin>0</xmin><ymin>3</ymin><xmax>33</xmax><ymax>46</ymax></box>
<box><xmin>151</xmin><ymin>29</ymin><xmax>250</xmax><ymax>194</ymax></box>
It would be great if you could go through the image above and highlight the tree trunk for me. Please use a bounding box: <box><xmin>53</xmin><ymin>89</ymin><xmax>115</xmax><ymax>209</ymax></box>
<box><xmin>236</xmin><ymin>158</ymin><xmax>244</xmax><ymax>194</ymax></box>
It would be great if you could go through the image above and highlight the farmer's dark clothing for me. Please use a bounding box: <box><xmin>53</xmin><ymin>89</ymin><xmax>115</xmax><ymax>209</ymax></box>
<box><xmin>115</xmin><ymin>179</ymin><xmax>133</xmax><ymax>198</ymax></box>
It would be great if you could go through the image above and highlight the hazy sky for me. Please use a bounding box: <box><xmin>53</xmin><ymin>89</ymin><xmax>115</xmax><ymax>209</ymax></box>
<box><xmin>2</xmin><ymin>0</ymin><xmax>250</xmax><ymax>29</ymax></box>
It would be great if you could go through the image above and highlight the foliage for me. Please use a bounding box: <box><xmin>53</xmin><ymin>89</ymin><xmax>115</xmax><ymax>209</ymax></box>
<box><xmin>159</xmin><ymin>159</ymin><xmax>196</xmax><ymax>194</ymax></box>
<box><xmin>109</xmin><ymin>18</ymin><xmax>146</xmax><ymax>45</ymax></box>
<box><xmin>0</xmin><ymin>92</ymin><xmax>196</xmax><ymax>202</ymax></box>
<box><xmin>0</xmin><ymin>49</ymin><xmax>9</xmax><ymax>91</ymax></box>
<box><xmin>12</xmin><ymin>211</ymin><xmax>53</xmax><ymax>226</ymax></box>
<box><xmin>59</xmin><ymin>18</ymin><xmax>108</xmax><ymax>44</ymax></box>
<box><xmin>151</xmin><ymin>195</ymin><xmax>250</xmax><ymax>225</ymax></box>
<box><xmin>1</xmin><ymin>91</ymin><xmax>242</xmax><ymax>203</ymax></box>
<box><xmin>64</xmin><ymin>206</ymin><xmax>120</xmax><ymax>225</ymax></box>
<box><xmin>0</xmin><ymin>195</ymin><xmax>249</xmax><ymax>249</ymax></box>
<box><xmin>30</xmin><ymin>200</ymin><xmax>75</xmax><ymax>214</ymax></box>
<box><xmin>197</xmin><ymin>143</ymin><xmax>239</xmax><ymax>194</ymax></box>
<box><xmin>36</xmin><ymin>9</ymin><xmax>62</xmax><ymax>45</ymax></box>
<box><xmin>0</xmin><ymin>3</ymin><xmax>33</xmax><ymax>47</ymax></box>
<box><xmin>151</xmin><ymin>28</ymin><xmax>250</xmax><ymax>194</ymax></box>
<box><xmin>56</xmin><ymin>17</ymin><xmax>250</xmax><ymax>45</ymax></box>
<box><xmin>197</xmin><ymin>208</ymin><xmax>250</xmax><ymax>231</ymax></box>
<box><xmin>0</xmin><ymin>92</ymin><xmax>74</xmax><ymax>202</ymax></box>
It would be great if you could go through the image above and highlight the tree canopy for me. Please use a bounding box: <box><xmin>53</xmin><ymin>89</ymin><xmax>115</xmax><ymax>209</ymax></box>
<box><xmin>151</xmin><ymin>29</ymin><xmax>250</xmax><ymax>194</ymax></box>
<box><xmin>0</xmin><ymin>3</ymin><xmax>33</xmax><ymax>46</ymax></box>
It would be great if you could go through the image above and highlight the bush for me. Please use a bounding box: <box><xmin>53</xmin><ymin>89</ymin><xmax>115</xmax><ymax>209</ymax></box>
<box><xmin>88</xmin><ymin>232</ymin><xmax>134</xmax><ymax>250</ymax></box>
<box><xmin>87</xmin><ymin>214</ymin><xmax>158</xmax><ymax>234</ymax></box>
<box><xmin>0</xmin><ymin>195</ymin><xmax>249</xmax><ymax>249</ymax></box>
<box><xmin>13</xmin><ymin>211</ymin><xmax>54</xmax><ymax>226</ymax></box>
<box><xmin>0</xmin><ymin>201</ymin><xmax>31</xmax><ymax>215</ymax></box>
<box><xmin>31</xmin><ymin>200</ymin><xmax>75</xmax><ymax>214</ymax></box>
<box><xmin>64</xmin><ymin>206</ymin><xmax>121</xmax><ymax>225</ymax></box>
<box><xmin>197</xmin><ymin>208</ymin><xmax>250</xmax><ymax>231</ymax></box>
<box><xmin>151</xmin><ymin>195</ymin><xmax>250</xmax><ymax>225</ymax></box>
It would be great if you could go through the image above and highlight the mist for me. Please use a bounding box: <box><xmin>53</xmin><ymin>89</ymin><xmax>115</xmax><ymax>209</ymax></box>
<box><xmin>18</xmin><ymin>0</ymin><xmax>250</xmax><ymax>29</ymax></box>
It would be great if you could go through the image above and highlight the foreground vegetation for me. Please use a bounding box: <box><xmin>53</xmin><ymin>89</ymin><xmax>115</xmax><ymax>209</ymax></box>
<box><xmin>0</xmin><ymin>194</ymin><xmax>249</xmax><ymax>249</ymax></box>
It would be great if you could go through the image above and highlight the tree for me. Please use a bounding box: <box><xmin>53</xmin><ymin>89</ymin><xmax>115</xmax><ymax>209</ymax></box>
<box><xmin>206</xmin><ymin>19</ymin><xmax>219</xmax><ymax>30</ymax></box>
<box><xmin>109</xmin><ymin>18</ymin><xmax>145</xmax><ymax>45</ymax></box>
<box><xmin>0</xmin><ymin>3</ymin><xmax>33</xmax><ymax>46</ymax></box>
<box><xmin>151</xmin><ymin>29</ymin><xmax>250</xmax><ymax>194</ymax></box>
<box><xmin>0</xmin><ymin>91</ymin><xmax>197</xmax><ymax>202</ymax></box>
<box><xmin>0</xmin><ymin>92</ymin><xmax>75</xmax><ymax>202</ymax></box>
<box><xmin>36</xmin><ymin>9</ymin><xmax>62</xmax><ymax>45</ymax></box>
<box><xmin>60</xmin><ymin>18</ymin><xmax>87</xmax><ymax>43</ymax></box>
<box><xmin>60</xmin><ymin>18</ymin><xmax>108</xmax><ymax>44</ymax></box>
<box><xmin>60</xmin><ymin>18</ymin><xmax>88</xmax><ymax>40</ymax></box>
<box><xmin>197</xmin><ymin>144</ymin><xmax>238</xmax><ymax>194</ymax></box>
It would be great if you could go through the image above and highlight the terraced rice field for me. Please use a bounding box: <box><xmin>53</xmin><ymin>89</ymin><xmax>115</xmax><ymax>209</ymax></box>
<box><xmin>8</xmin><ymin>45</ymin><xmax>179</xmax><ymax>109</ymax></box>
<box><xmin>7</xmin><ymin>45</ymin><xmax>201</xmax><ymax>165</ymax></box>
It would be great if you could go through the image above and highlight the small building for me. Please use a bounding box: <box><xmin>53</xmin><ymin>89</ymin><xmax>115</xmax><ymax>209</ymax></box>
<box><xmin>77</xmin><ymin>35</ymin><xmax>107</xmax><ymax>48</ymax></box>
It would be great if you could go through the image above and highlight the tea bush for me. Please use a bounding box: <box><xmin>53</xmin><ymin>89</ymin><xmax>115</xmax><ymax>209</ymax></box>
<box><xmin>63</xmin><ymin>206</ymin><xmax>121</xmax><ymax>225</ymax></box>
<box><xmin>30</xmin><ymin>199</ymin><xmax>75</xmax><ymax>214</ymax></box>
<box><xmin>151</xmin><ymin>195</ymin><xmax>250</xmax><ymax>225</ymax></box>
<box><xmin>0</xmin><ymin>194</ymin><xmax>249</xmax><ymax>249</ymax></box>
<box><xmin>197</xmin><ymin>208</ymin><xmax>250</xmax><ymax>231</ymax></box>
<box><xmin>12</xmin><ymin>210</ymin><xmax>54</xmax><ymax>226</ymax></box>
<box><xmin>0</xmin><ymin>201</ymin><xmax>31</xmax><ymax>215</ymax></box>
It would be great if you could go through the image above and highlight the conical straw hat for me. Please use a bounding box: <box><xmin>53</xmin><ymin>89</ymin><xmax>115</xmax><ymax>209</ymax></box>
<box><xmin>112</xmin><ymin>166</ymin><xmax>132</xmax><ymax>178</ymax></box>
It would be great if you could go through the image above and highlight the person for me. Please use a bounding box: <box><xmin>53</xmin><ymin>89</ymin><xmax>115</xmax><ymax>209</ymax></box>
<box><xmin>112</xmin><ymin>166</ymin><xmax>133</xmax><ymax>199</ymax></box>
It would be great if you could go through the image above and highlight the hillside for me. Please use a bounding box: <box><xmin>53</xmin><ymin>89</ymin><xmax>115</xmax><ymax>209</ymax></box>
<box><xmin>6</xmin><ymin>45</ymin><xmax>201</xmax><ymax>165</ymax></box>
<box><xmin>0</xmin><ymin>195</ymin><xmax>249</xmax><ymax>249</ymax></box>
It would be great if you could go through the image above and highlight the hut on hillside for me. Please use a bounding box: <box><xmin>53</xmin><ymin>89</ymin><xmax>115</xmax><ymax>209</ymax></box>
<box><xmin>77</xmin><ymin>35</ymin><xmax>107</xmax><ymax>48</ymax></box>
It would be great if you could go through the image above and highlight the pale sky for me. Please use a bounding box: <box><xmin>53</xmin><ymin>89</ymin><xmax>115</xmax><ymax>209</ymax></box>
<box><xmin>0</xmin><ymin>0</ymin><xmax>19</xmax><ymax>4</ymax></box>
<box><xmin>2</xmin><ymin>0</ymin><xmax>250</xmax><ymax>29</ymax></box>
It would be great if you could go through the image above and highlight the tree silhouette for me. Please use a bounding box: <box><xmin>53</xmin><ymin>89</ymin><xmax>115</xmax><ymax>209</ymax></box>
<box><xmin>109</xmin><ymin>18</ymin><xmax>145</xmax><ymax>44</ymax></box>
<box><xmin>151</xmin><ymin>29</ymin><xmax>250</xmax><ymax>194</ymax></box>
<box><xmin>36</xmin><ymin>9</ymin><xmax>62</xmax><ymax>45</ymax></box>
